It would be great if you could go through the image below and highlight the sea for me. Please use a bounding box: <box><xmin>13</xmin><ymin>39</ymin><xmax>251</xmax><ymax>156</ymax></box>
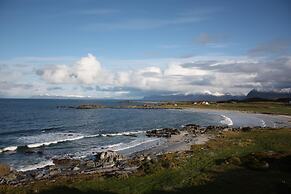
<box><xmin>0</xmin><ymin>99</ymin><xmax>277</xmax><ymax>171</ymax></box>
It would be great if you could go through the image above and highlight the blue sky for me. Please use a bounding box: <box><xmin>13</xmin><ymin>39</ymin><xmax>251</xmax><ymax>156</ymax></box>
<box><xmin>0</xmin><ymin>0</ymin><xmax>290</xmax><ymax>98</ymax></box>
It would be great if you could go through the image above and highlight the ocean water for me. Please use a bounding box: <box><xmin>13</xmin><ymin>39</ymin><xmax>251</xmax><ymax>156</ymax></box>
<box><xmin>0</xmin><ymin>99</ymin><xmax>269</xmax><ymax>171</ymax></box>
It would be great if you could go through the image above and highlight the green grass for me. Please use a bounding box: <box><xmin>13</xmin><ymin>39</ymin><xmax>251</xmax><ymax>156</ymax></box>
<box><xmin>2</xmin><ymin>128</ymin><xmax>291</xmax><ymax>194</ymax></box>
<box><xmin>157</xmin><ymin>101</ymin><xmax>291</xmax><ymax>115</ymax></box>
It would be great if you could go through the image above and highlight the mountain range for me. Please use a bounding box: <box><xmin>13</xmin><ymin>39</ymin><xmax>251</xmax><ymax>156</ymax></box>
<box><xmin>143</xmin><ymin>89</ymin><xmax>291</xmax><ymax>102</ymax></box>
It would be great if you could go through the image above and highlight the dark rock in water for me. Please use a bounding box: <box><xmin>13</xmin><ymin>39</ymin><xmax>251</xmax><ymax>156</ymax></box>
<box><xmin>16</xmin><ymin>145</ymin><xmax>30</xmax><ymax>153</ymax></box>
<box><xmin>36</xmin><ymin>150</ymin><xmax>44</xmax><ymax>155</ymax></box>
<box><xmin>76</xmin><ymin>104</ymin><xmax>106</xmax><ymax>109</ymax></box>
<box><xmin>146</xmin><ymin>128</ymin><xmax>180</xmax><ymax>138</ymax></box>
<box><xmin>93</xmin><ymin>150</ymin><xmax>124</xmax><ymax>168</ymax></box>
<box><xmin>124</xmin><ymin>134</ymin><xmax>138</xmax><ymax>137</ymax></box>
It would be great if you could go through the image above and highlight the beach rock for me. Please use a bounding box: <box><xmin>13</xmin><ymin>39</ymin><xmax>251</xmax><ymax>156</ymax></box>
<box><xmin>35</xmin><ymin>172</ymin><xmax>45</xmax><ymax>180</ymax></box>
<box><xmin>49</xmin><ymin>169</ymin><xmax>60</xmax><ymax>176</ymax></box>
<box><xmin>93</xmin><ymin>151</ymin><xmax>124</xmax><ymax>167</ymax></box>
<box><xmin>73</xmin><ymin>166</ymin><xmax>80</xmax><ymax>171</ymax></box>
<box><xmin>206</xmin><ymin>125</ymin><xmax>229</xmax><ymax>132</ymax></box>
<box><xmin>0</xmin><ymin>177</ymin><xmax>6</xmax><ymax>184</ymax></box>
<box><xmin>84</xmin><ymin>160</ymin><xmax>96</xmax><ymax>168</ymax></box>
<box><xmin>182</xmin><ymin>124</ymin><xmax>210</xmax><ymax>135</ymax></box>
<box><xmin>182</xmin><ymin>124</ymin><xmax>200</xmax><ymax>131</ymax></box>
<box><xmin>145</xmin><ymin>156</ymin><xmax>152</xmax><ymax>161</ymax></box>
<box><xmin>146</xmin><ymin>128</ymin><xmax>180</xmax><ymax>138</ymax></box>
<box><xmin>227</xmin><ymin>156</ymin><xmax>242</xmax><ymax>165</ymax></box>
<box><xmin>52</xmin><ymin>158</ymin><xmax>80</xmax><ymax>169</ymax></box>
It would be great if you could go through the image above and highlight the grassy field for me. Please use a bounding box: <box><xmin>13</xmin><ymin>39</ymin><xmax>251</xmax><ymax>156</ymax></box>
<box><xmin>156</xmin><ymin>101</ymin><xmax>291</xmax><ymax>115</ymax></box>
<box><xmin>2</xmin><ymin>127</ymin><xmax>291</xmax><ymax>194</ymax></box>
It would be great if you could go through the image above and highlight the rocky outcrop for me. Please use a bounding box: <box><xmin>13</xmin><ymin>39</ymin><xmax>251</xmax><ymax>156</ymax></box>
<box><xmin>76</xmin><ymin>104</ymin><xmax>106</xmax><ymax>109</ymax></box>
<box><xmin>182</xmin><ymin>124</ymin><xmax>206</xmax><ymax>135</ymax></box>
<box><xmin>146</xmin><ymin>128</ymin><xmax>180</xmax><ymax>138</ymax></box>
<box><xmin>182</xmin><ymin>124</ymin><xmax>259</xmax><ymax>135</ymax></box>
<box><xmin>93</xmin><ymin>150</ymin><xmax>124</xmax><ymax>168</ymax></box>
<box><xmin>57</xmin><ymin>104</ymin><xmax>107</xmax><ymax>109</ymax></box>
<box><xmin>52</xmin><ymin>158</ymin><xmax>81</xmax><ymax>170</ymax></box>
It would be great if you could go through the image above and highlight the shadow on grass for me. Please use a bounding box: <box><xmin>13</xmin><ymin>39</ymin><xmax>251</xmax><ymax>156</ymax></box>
<box><xmin>149</xmin><ymin>153</ymin><xmax>291</xmax><ymax>194</ymax></box>
<box><xmin>39</xmin><ymin>186</ymin><xmax>116</xmax><ymax>194</ymax></box>
<box><xmin>149</xmin><ymin>168</ymin><xmax>291</xmax><ymax>194</ymax></box>
<box><xmin>39</xmin><ymin>167</ymin><xmax>291</xmax><ymax>194</ymax></box>
<box><xmin>39</xmin><ymin>155</ymin><xmax>291</xmax><ymax>194</ymax></box>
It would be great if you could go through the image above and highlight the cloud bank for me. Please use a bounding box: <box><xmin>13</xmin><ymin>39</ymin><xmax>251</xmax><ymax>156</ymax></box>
<box><xmin>29</xmin><ymin>53</ymin><xmax>291</xmax><ymax>98</ymax></box>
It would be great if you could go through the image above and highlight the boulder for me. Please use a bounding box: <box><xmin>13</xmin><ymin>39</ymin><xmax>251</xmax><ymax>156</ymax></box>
<box><xmin>93</xmin><ymin>151</ymin><xmax>124</xmax><ymax>167</ymax></box>
<box><xmin>146</xmin><ymin>128</ymin><xmax>180</xmax><ymax>138</ymax></box>
<box><xmin>73</xmin><ymin>166</ymin><xmax>80</xmax><ymax>171</ymax></box>
<box><xmin>52</xmin><ymin>158</ymin><xmax>80</xmax><ymax>169</ymax></box>
<box><xmin>49</xmin><ymin>169</ymin><xmax>60</xmax><ymax>176</ymax></box>
<box><xmin>53</xmin><ymin>158</ymin><xmax>80</xmax><ymax>166</ymax></box>
<box><xmin>182</xmin><ymin>124</ymin><xmax>208</xmax><ymax>135</ymax></box>
<box><xmin>84</xmin><ymin>160</ymin><xmax>96</xmax><ymax>168</ymax></box>
<box><xmin>227</xmin><ymin>156</ymin><xmax>242</xmax><ymax>165</ymax></box>
<box><xmin>242</xmin><ymin>155</ymin><xmax>270</xmax><ymax>170</ymax></box>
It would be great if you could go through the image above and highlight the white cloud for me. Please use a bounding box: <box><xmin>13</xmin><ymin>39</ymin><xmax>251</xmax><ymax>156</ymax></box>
<box><xmin>1</xmin><ymin>53</ymin><xmax>290</xmax><ymax>98</ymax></box>
<box><xmin>36</xmin><ymin>54</ymin><xmax>291</xmax><ymax>97</ymax></box>
<box><xmin>164</xmin><ymin>63</ymin><xmax>207</xmax><ymax>76</ymax></box>
<box><xmin>39</xmin><ymin>54</ymin><xmax>112</xmax><ymax>85</ymax></box>
<box><xmin>41</xmin><ymin>65</ymin><xmax>72</xmax><ymax>84</ymax></box>
<box><xmin>75</xmin><ymin>53</ymin><xmax>104</xmax><ymax>84</ymax></box>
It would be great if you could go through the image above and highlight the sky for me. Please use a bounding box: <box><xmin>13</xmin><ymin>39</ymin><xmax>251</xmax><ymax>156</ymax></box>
<box><xmin>0</xmin><ymin>0</ymin><xmax>291</xmax><ymax>99</ymax></box>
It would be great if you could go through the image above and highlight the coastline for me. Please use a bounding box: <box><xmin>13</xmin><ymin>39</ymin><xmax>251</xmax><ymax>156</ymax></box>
<box><xmin>1</xmin><ymin>107</ymin><xmax>291</xmax><ymax>192</ymax></box>
<box><xmin>1</xmin><ymin>125</ymin><xmax>291</xmax><ymax>194</ymax></box>
<box><xmin>0</xmin><ymin>123</ymin><xmax>279</xmax><ymax>186</ymax></box>
<box><xmin>1</xmin><ymin>108</ymin><xmax>291</xmax><ymax>172</ymax></box>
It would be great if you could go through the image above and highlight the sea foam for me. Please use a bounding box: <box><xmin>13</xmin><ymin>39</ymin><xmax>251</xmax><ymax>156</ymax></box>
<box><xmin>220</xmin><ymin>115</ymin><xmax>234</xmax><ymax>126</ymax></box>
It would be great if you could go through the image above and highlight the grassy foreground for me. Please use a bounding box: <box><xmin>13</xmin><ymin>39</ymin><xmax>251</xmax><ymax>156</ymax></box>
<box><xmin>1</xmin><ymin>127</ymin><xmax>291</xmax><ymax>194</ymax></box>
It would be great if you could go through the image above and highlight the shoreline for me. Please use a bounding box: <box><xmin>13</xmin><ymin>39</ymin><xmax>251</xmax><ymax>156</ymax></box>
<box><xmin>0</xmin><ymin>124</ymin><xmax>268</xmax><ymax>186</ymax></box>
<box><xmin>1</xmin><ymin>107</ymin><xmax>291</xmax><ymax>188</ymax></box>
<box><xmin>1</xmin><ymin>108</ymin><xmax>290</xmax><ymax>162</ymax></box>
<box><xmin>1</xmin><ymin>108</ymin><xmax>291</xmax><ymax>173</ymax></box>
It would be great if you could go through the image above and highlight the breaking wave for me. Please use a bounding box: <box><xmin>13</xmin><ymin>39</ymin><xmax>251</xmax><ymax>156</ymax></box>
<box><xmin>261</xmin><ymin>119</ymin><xmax>266</xmax><ymax>127</ymax></box>
<box><xmin>74</xmin><ymin>137</ymin><xmax>160</xmax><ymax>158</ymax></box>
<box><xmin>0</xmin><ymin>131</ymin><xmax>145</xmax><ymax>153</ymax></box>
<box><xmin>220</xmin><ymin>115</ymin><xmax>233</xmax><ymax>126</ymax></box>
<box><xmin>17</xmin><ymin>160</ymin><xmax>54</xmax><ymax>172</ymax></box>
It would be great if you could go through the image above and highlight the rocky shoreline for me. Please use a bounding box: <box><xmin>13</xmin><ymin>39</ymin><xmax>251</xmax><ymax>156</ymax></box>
<box><xmin>0</xmin><ymin>124</ymin><xmax>264</xmax><ymax>186</ymax></box>
<box><xmin>56</xmin><ymin>103</ymin><xmax>182</xmax><ymax>110</ymax></box>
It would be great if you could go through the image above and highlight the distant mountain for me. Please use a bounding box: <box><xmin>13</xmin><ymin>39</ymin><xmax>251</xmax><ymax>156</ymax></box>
<box><xmin>143</xmin><ymin>93</ymin><xmax>245</xmax><ymax>102</ymax></box>
<box><xmin>246</xmin><ymin>89</ymin><xmax>291</xmax><ymax>100</ymax></box>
